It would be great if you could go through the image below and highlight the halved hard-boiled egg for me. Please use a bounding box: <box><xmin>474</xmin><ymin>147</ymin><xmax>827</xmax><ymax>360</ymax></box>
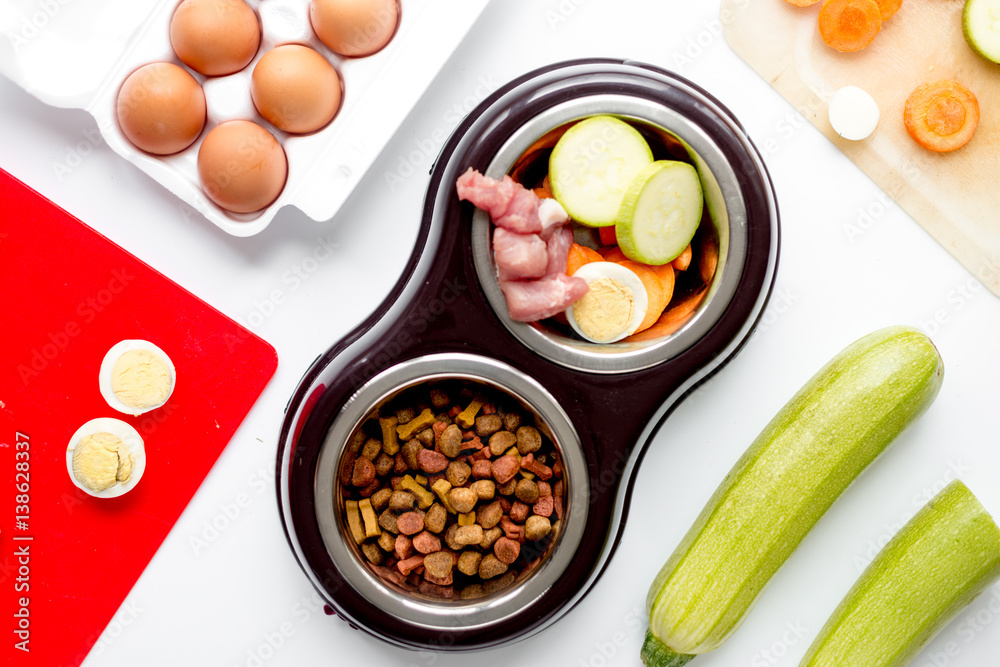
<box><xmin>100</xmin><ymin>340</ymin><xmax>176</xmax><ymax>416</ymax></box>
<box><xmin>566</xmin><ymin>261</ymin><xmax>648</xmax><ymax>343</ymax></box>
<box><xmin>66</xmin><ymin>418</ymin><xmax>147</xmax><ymax>498</ymax></box>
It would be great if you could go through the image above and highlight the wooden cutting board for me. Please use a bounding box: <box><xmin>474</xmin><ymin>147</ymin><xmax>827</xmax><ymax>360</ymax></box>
<box><xmin>722</xmin><ymin>0</ymin><xmax>1000</xmax><ymax>296</ymax></box>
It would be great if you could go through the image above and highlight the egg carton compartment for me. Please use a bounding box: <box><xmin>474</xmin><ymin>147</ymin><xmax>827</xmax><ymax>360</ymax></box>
<box><xmin>0</xmin><ymin>0</ymin><xmax>490</xmax><ymax>236</ymax></box>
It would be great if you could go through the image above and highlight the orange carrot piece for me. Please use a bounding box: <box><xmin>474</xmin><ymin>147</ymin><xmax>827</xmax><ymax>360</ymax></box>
<box><xmin>818</xmin><ymin>0</ymin><xmax>881</xmax><ymax>52</ymax></box>
<box><xmin>598</xmin><ymin>226</ymin><xmax>617</xmax><ymax>246</ymax></box>
<box><xmin>875</xmin><ymin>0</ymin><xmax>901</xmax><ymax>20</ymax></box>
<box><xmin>602</xmin><ymin>246</ymin><xmax>629</xmax><ymax>263</ymax></box>
<box><xmin>671</xmin><ymin>244</ymin><xmax>693</xmax><ymax>271</ymax></box>
<box><xmin>700</xmin><ymin>236</ymin><xmax>719</xmax><ymax>286</ymax></box>
<box><xmin>617</xmin><ymin>261</ymin><xmax>666</xmax><ymax>334</ymax></box>
<box><xmin>786</xmin><ymin>0</ymin><xmax>821</xmax><ymax>6</ymax></box>
<box><xmin>649</xmin><ymin>263</ymin><xmax>676</xmax><ymax>306</ymax></box>
<box><xmin>624</xmin><ymin>287</ymin><xmax>708</xmax><ymax>343</ymax></box>
<box><xmin>903</xmin><ymin>80</ymin><xmax>980</xmax><ymax>153</ymax></box>
<box><xmin>565</xmin><ymin>243</ymin><xmax>590</xmax><ymax>276</ymax></box>
<box><xmin>580</xmin><ymin>246</ymin><xmax>604</xmax><ymax>264</ymax></box>
<box><xmin>533</xmin><ymin>186</ymin><xmax>552</xmax><ymax>199</ymax></box>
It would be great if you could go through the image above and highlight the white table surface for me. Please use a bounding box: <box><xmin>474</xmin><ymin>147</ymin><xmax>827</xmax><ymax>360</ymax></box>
<box><xmin>3</xmin><ymin>1</ymin><xmax>1000</xmax><ymax>665</ymax></box>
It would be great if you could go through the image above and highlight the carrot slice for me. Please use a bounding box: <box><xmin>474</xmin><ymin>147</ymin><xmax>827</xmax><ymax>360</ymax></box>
<box><xmin>671</xmin><ymin>244</ymin><xmax>693</xmax><ymax>271</ymax></box>
<box><xmin>649</xmin><ymin>263</ymin><xmax>676</xmax><ymax>306</ymax></box>
<box><xmin>602</xmin><ymin>246</ymin><xmax>629</xmax><ymax>263</ymax></box>
<box><xmin>580</xmin><ymin>245</ymin><xmax>604</xmax><ymax>264</ymax></box>
<box><xmin>566</xmin><ymin>243</ymin><xmax>589</xmax><ymax>276</ymax></box>
<box><xmin>598</xmin><ymin>226</ymin><xmax>617</xmax><ymax>246</ymax></box>
<box><xmin>700</xmin><ymin>236</ymin><xmax>719</xmax><ymax>286</ymax></box>
<box><xmin>903</xmin><ymin>80</ymin><xmax>980</xmax><ymax>153</ymax></box>
<box><xmin>875</xmin><ymin>0</ymin><xmax>901</xmax><ymax>20</ymax></box>
<box><xmin>617</xmin><ymin>261</ymin><xmax>666</xmax><ymax>334</ymax></box>
<box><xmin>818</xmin><ymin>0</ymin><xmax>882</xmax><ymax>52</ymax></box>
<box><xmin>786</xmin><ymin>0</ymin><xmax>822</xmax><ymax>6</ymax></box>
<box><xmin>533</xmin><ymin>186</ymin><xmax>552</xmax><ymax>199</ymax></box>
<box><xmin>624</xmin><ymin>287</ymin><xmax>708</xmax><ymax>343</ymax></box>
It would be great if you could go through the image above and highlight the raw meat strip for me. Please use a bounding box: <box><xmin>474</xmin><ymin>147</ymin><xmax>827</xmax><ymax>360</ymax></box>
<box><xmin>499</xmin><ymin>274</ymin><xmax>589</xmax><ymax>322</ymax></box>
<box><xmin>493</xmin><ymin>227</ymin><xmax>548</xmax><ymax>281</ymax></box>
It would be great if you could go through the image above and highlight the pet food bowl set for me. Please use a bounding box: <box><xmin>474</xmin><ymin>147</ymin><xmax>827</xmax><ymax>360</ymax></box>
<box><xmin>277</xmin><ymin>58</ymin><xmax>780</xmax><ymax>650</ymax></box>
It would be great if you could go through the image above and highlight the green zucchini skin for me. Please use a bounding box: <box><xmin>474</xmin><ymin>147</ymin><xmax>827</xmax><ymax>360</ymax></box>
<box><xmin>644</xmin><ymin>326</ymin><xmax>944</xmax><ymax>662</ymax></box>
<box><xmin>800</xmin><ymin>480</ymin><xmax>1000</xmax><ymax>667</ymax></box>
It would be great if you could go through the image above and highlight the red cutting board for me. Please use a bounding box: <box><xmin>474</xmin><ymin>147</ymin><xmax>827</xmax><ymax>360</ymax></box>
<box><xmin>0</xmin><ymin>169</ymin><xmax>278</xmax><ymax>665</ymax></box>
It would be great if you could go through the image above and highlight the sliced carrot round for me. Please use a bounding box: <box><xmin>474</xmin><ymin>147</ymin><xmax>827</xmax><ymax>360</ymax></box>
<box><xmin>786</xmin><ymin>0</ymin><xmax>822</xmax><ymax>6</ymax></box>
<box><xmin>617</xmin><ymin>260</ymin><xmax>666</xmax><ymax>334</ymax></box>
<box><xmin>903</xmin><ymin>80</ymin><xmax>980</xmax><ymax>153</ymax></box>
<box><xmin>818</xmin><ymin>0</ymin><xmax>882</xmax><ymax>52</ymax></box>
<box><xmin>875</xmin><ymin>0</ymin><xmax>902</xmax><ymax>20</ymax></box>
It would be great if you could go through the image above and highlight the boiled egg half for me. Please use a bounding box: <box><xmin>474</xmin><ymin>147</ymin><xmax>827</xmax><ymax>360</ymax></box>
<box><xmin>100</xmin><ymin>340</ymin><xmax>176</xmax><ymax>416</ymax></box>
<box><xmin>566</xmin><ymin>261</ymin><xmax>648</xmax><ymax>343</ymax></box>
<box><xmin>66</xmin><ymin>418</ymin><xmax>146</xmax><ymax>498</ymax></box>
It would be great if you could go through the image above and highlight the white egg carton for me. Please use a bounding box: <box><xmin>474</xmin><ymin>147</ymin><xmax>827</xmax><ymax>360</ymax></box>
<box><xmin>0</xmin><ymin>0</ymin><xmax>490</xmax><ymax>236</ymax></box>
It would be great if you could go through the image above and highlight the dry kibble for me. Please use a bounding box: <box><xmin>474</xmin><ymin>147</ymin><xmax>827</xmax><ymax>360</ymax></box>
<box><xmin>417</xmin><ymin>449</ymin><xmax>449</xmax><ymax>474</ymax></box>
<box><xmin>475</xmin><ymin>414</ymin><xmax>503</xmax><ymax>438</ymax></box>
<box><xmin>479</xmin><ymin>526</ymin><xmax>503</xmax><ymax>550</ymax></box>
<box><xmin>397</xmin><ymin>511</ymin><xmax>425</xmax><ymax>536</ymax></box>
<box><xmin>488</xmin><ymin>430</ymin><xmax>517</xmax><ymax>457</ymax></box>
<box><xmin>448</xmin><ymin>487</ymin><xmax>478</xmax><ymax>514</ymax></box>
<box><xmin>472</xmin><ymin>459</ymin><xmax>493</xmax><ymax>479</ymax></box>
<box><xmin>502</xmin><ymin>411</ymin><xmax>521</xmax><ymax>432</ymax></box>
<box><xmin>479</xmin><ymin>554</ymin><xmax>508</xmax><ymax>579</ymax></box>
<box><xmin>361</xmin><ymin>542</ymin><xmax>383</xmax><ymax>565</ymax></box>
<box><xmin>525</xmin><ymin>515</ymin><xmax>552</xmax><ymax>541</ymax></box>
<box><xmin>352</xmin><ymin>457</ymin><xmax>376</xmax><ymax>487</ymax></box>
<box><xmin>494</xmin><ymin>536</ymin><xmax>521</xmax><ymax>565</ymax></box>
<box><xmin>378</xmin><ymin>510</ymin><xmax>399</xmax><ymax>534</ymax></box>
<box><xmin>471</xmin><ymin>479</ymin><xmax>495</xmax><ymax>501</ymax></box>
<box><xmin>394</xmin><ymin>534</ymin><xmax>414</xmax><ymax>560</ymax></box>
<box><xmin>361</xmin><ymin>438</ymin><xmax>382</xmax><ymax>461</ymax></box>
<box><xmin>389</xmin><ymin>490</ymin><xmax>416</xmax><ymax>513</ymax></box>
<box><xmin>423</xmin><ymin>551</ymin><xmax>455</xmax><ymax>580</ymax></box>
<box><xmin>516</xmin><ymin>426</ymin><xmax>542</xmax><ymax>455</ymax></box>
<box><xmin>492</xmin><ymin>455</ymin><xmax>519</xmax><ymax>484</ymax></box>
<box><xmin>342</xmin><ymin>381</ymin><xmax>566</xmax><ymax>598</ymax></box>
<box><xmin>378</xmin><ymin>531</ymin><xmax>396</xmax><ymax>552</ymax></box>
<box><xmin>424</xmin><ymin>503</ymin><xmax>448</xmax><ymax>534</ymax></box>
<box><xmin>439</xmin><ymin>424</ymin><xmax>463</xmax><ymax>458</ymax></box>
<box><xmin>454</xmin><ymin>524</ymin><xmax>484</xmax><ymax>546</ymax></box>
<box><xmin>515</xmin><ymin>478</ymin><xmax>540</xmax><ymax>504</ymax></box>
<box><xmin>371</xmin><ymin>487</ymin><xmax>392</xmax><ymax>512</ymax></box>
<box><xmin>415</xmin><ymin>428</ymin><xmax>435</xmax><ymax>447</ymax></box>
<box><xmin>477</xmin><ymin>500</ymin><xmax>503</xmax><ymax>530</ymax></box>
<box><xmin>412</xmin><ymin>530</ymin><xmax>442</xmax><ymax>554</ymax></box>
<box><xmin>446</xmin><ymin>460</ymin><xmax>472</xmax><ymax>487</ymax></box>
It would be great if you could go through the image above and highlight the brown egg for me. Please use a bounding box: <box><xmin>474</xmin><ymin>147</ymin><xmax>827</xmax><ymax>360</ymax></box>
<box><xmin>197</xmin><ymin>120</ymin><xmax>288</xmax><ymax>213</ymax></box>
<box><xmin>251</xmin><ymin>45</ymin><xmax>342</xmax><ymax>134</ymax></box>
<box><xmin>170</xmin><ymin>0</ymin><xmax>261</xmax><ymax>76</ymax></box>
<box><xmin>309</xmin><ymin>0</ymin><xmax>399</xmax><ymax>57</ymax></box>
<box><xmin>116</xmin><ymin>62</ymin><xmax>206</xmax><ymax>155</ymax></box>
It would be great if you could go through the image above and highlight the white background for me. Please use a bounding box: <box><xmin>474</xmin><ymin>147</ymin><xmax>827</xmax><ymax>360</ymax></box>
<box><xmin>3</xmin><ymin>1</ymin><xmax>1000</xmax><ymax>666</ymax></box>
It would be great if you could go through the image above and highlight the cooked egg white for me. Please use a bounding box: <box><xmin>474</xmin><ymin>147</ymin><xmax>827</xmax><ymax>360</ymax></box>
<box><xmin>566</xmin><ymin>261</ymin><xmax>648</xmax><ymax>343</ymax></box>
<box><xmin>829</xmin><ymin>86</ymin><xmax>880</xmax><ymax>141</ymax></box>
<box><xmin>99</xmin><ymin>340</ymin><xmax>176</xmax><ymax>416</ymax></box>
<box><xmin>66</xmin><ymin>418</ymin><xmax>147</xmax><ymax>498</ymax></box>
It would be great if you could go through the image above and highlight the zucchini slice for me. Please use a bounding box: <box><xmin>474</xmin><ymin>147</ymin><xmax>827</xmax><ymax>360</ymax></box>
<box><xmin>616</xmin><ymin>160</ymin><xmax>703</xmax><ymax>265</ymax></box>
<box><xmin>963</xmin><ymin>0</ymin><xmax>1000</xmax><ymax>64</ymax></box>
<box><xmin>548</xmin><ymin>115</ymin><xmax>653</xmax><ymax>228</ymax></box>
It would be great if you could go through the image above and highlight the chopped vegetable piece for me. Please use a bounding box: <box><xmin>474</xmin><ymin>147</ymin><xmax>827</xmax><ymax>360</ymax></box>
<box><xmin>618</xmin><ymin>260</ymin><xmax>667</xmax><ymax>333</ymax></box>
<box><xmin>963</xmin><ymin>0</ymin><xmax>1000</xmax><ymax>64</ymax></box>
<box><xmin>800</xmin><ymin>480</ymin><xmax>1000</xmax><ymax>667</ymax></box>
<box><xmin>786</xmin><ymin>0</ymin><xmax>822</xmax><ymax>6</ymax></box>
<box><xmin>903</xmin><ymin>80</ymin><xmax>980</xmax><ymax>153</ymax></box>
<box><xmin>671</xmin><ymin>244</ymin><xmax>692</xmax><ymax>271</ymax></box>
<box><xmin>828</xmin><ymin>86</ymin><xmax>880</xmax><ymax>140</ymax></box>
<box><xmin>599</xmin><ymin>226</ymin><xmax>618</xmax><ymax>246</ymax></box>
<box><xmin>875</xmin><ymin>0</ymin><xmax>902</xmax><ymax>20</ymax></box>
<box><xmin>818</xmin><ymin>0</ymin><xmax>882</xmax><ymax>52</ymax></box>
<box><xmin>549</xmin><ymin>115</ymin><xmax>654</xmax><ymax>227</ymax></box>
<box><xmin>616</xmin><ymin>161</ymin><xmax>703</xmax><ymax>266</ymax></box>
<box><xmin>565</xmin><ymin>243</ymin><xmax>604</xmax><ymax>275</ymax></box>
<box><xmin>625</xmin><ymin>287</ymin><xmax>705</xmax><ymax>343</ymax></box>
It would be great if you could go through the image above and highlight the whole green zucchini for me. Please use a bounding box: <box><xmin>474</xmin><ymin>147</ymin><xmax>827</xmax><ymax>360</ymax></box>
<box><xmin>642</xmin><ymin>326</ymin><xmax>944</xmax><ymax>666</ymax></box>
<box><xmin>800</xmin><ymin>479</ymin><xmax>1000</xmax><ymax>667</ymax></box>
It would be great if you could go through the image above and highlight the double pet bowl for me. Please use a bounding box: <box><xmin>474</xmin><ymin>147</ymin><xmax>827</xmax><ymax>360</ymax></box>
<box><xmin>276</xmin><ymin>59</ymin><xmax>780</xmax><ymax>650</ymax></box>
